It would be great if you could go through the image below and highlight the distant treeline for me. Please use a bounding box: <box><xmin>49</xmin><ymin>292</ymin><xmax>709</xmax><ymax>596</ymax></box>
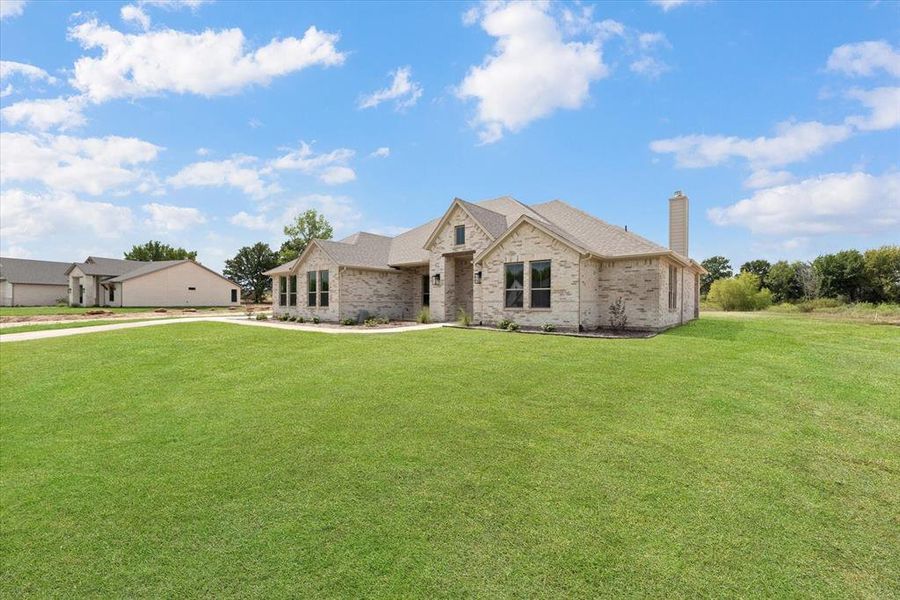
<box><xmin>700</xmin><ymin>246</ymin><xmax>900</xmax><ymax>304</ymax></box>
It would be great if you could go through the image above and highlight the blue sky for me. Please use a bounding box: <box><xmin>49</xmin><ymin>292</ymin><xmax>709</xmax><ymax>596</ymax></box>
<box><xmin>1</xmin><ymin>0</ymin><xmax>897</xmax><ymax>271</ymax></box>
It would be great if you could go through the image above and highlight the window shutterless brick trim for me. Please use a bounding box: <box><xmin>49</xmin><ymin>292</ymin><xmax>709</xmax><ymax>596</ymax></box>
<box><xmin>307</xmin><ymin>271</ymin><xmax>317</xmax><ymax>307</ymax></box>
<box><xmin>319</xmin><ymin>270</ymin><xmax>329</xmax><ymax>307</ymax></box>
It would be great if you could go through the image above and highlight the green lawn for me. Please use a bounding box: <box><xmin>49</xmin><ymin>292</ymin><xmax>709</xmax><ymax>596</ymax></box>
<box><xmin>0</xmin><ymin>306</ymin><xmax>236</xmax><ymax>317</ymax></box>
<box><xmin>2</xmin><ymin>315</ymin><xmax>898</xmax><ymax>597</ymax></box>
<box><xmin>0</xmin><ymin>318</ymin><xmax>165</xmax><ymax>335</ymax></box>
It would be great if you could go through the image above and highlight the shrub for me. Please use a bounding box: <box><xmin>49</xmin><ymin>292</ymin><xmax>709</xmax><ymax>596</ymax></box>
<box><xmin>707</xmin><ymin>273</ymin><xmax>773</xmax><ymax>311</ymax></box>
<box><xmin>364</xmin><ymin>316</ymin><xmax>389</xmax><ymax>327</ymax></box>
<box><xmin>456</xmin><ymin>308</ymin><xmax>472</xmax><ymax>327</ymax></box>
<box><xmin>312</xmin><ymin>316</ymin><xmax>320</xmax><ymax>324</ymax></box>
<box><xmin>416</xmin><ymin>307</ymin><xmax>432</xmax><ymax>324</ymax></box>
<box><xmin>497</xmin><ymin>319</ymin><xmax>512</xmax><ymax>330</ymax></box>
<box><xmin>279</xmin><ymin>314</ymin><xmax>289</xmax><ymax>321</ymax></box>
<box><xmin>506</xmin><ymin>322</ymin><xmax>520</xmax><ymax>331</ymax></box>
<box><xmin>288</xmin><ymin>316</ymin><xmax>298</xmax><ymax>322</ymax></box>
<box><xmin>255</xmin><ymin>314</ymin><xmax>268</xmax><ymax>320</ymax></box>
<box><xmin>340</xmin><ymin>318</ymin><xmax>356</xmax><ymax>326</ymax></box>
<box><xmin>608</xmin><ymin>296</ymin><xmax>628</xmax><ymax>330</ymax></box>
<box><xmin>297</xmin><ymin>316</ymin><xmax>305</xmax><ymax>323</ymax></box>
<box><xmin>540</xmin><ymin>323</ymin><xmax>556</xmax><ymax>332</ymax></box>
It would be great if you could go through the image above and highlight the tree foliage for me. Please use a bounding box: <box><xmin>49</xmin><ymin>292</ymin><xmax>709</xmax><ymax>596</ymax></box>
<box><xmin>708</xmin><ymin>273</ymin><xmax>773</xmax><ymax>311</ymax></box>
<box><xmin>766</xmin><ymin>261</ymin><xmax>804</xmax><ymax>303</ymax></box>
<box><xmin>813</xmin><ymin>250</ymin><xmax>867</xmax><ymax>302</ymax></box>
<box><xmin>739</xmin><ymin>259</ymin><xmax>771</xmax><ymax>288</ymax></box>
<box><xmin>223</xmin><ymin>242</ymin><xmax>279</xmax><ymax>303</ymax></box>
<box><xmin>700</xmin><ymin>256</ymin><xmax>733</xmax><ymax>295</ymax></box>
<box><xmin>124</xmin><ymin>241</ymin><xmax>198</xmax><ymax>261</ymax></box>
<box><xmin>279</xmin><ymin>209</ymin><xmax>334</xmax><ymax>263</ymax></box>
<box><xmin>863</xmin><ymin>245</ymin><xmax>900</xmax><ymax>303</ymax></box>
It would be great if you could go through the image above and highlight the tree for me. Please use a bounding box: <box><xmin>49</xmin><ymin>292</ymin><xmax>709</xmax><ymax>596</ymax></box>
<box><xmin>700</xmin><ymin>256</ymin><xmax>733</xmax><ymax>295</ymax></box>
<box><xmin>813</xmin><ymin>250</ymin><xmax>867</xmax><ymax>301</ymax></box>
<box><xmin>766</xmin><ymin>260</ymin><xmax>803</xmax><ymax>303</ymax></box>
<box><xmin>125</xmin><ymin>241</ymin><xmax>198</xmax><ymax>261</ymax></box>
<box><xmin>863</xmin><ymin>245</ymin><xmax>900</xmax><ymax>303</ymax></box>
<box><xmin>279</xmin><ymin>209</ymin><xmax>333</xmax><ymax>263</ymax></box>
<box><xmin>739</xmin><ymin>259</ymin><xmax>771</xmax><ymax>289</ymax></box>
<box><xmin>795</xmin><ymin>261</ymin><xmax>820</xmax><ymax>300</ymax></box>
<box><xmin>707</xmin><ymin>273</ymin><xmax>772</xmax><ymax>311</ymax></box>
<box><xmin>223</xmin><ymin>242</ymin><xmax>279</xmax><ymax>303</ymax></box>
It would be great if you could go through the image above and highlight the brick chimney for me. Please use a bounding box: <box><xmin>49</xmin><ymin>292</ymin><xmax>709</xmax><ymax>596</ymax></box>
<box><xmin>668</xmin><ymin>190</ymin><xmax>689</xmax><ymax>257</ymax></box>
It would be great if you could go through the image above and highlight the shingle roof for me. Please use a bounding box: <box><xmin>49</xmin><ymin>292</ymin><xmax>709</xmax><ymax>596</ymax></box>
<box><xmin>263</xmin><ymin>258</ymin><xmax>298</xmax><ymax>276</ymax></box>
<box><xmin>317</xmin><ymin>233</ymin><xmax>393</xmax><ymax>270</ymax></box>
<box><xmin>387</xmin><ymin>218</ymin><xmax>439</xmax><ymax>266</ymax></box>
<box><xmin>0</xmin><ymin>257</ymin><xmax>72</xmax><ymax>285</ymax></box>
<box><xmin>105</xmin><ymin>260</ymin><xmax>186</xmax><ymax>283</ymax></box>
<box><xmin>457</xmin><ymin>200</ymin><xmax>509</xmax><ymax>238</ymax></box>
<box><xmin>70</xmin><ymin>256</ymin><xmax>150</xmax><ymax>276</ymax></box>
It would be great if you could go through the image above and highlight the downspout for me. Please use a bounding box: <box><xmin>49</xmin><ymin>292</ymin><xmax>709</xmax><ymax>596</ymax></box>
<box><xmin>680</xmin><ymin>266</ymin><xmax>684</xmax><ymax>325</ymax></box>
<box><xmin>577</xmin><ymin>256</ymin><xmax>582</xmax><ymax>332</ymax></box>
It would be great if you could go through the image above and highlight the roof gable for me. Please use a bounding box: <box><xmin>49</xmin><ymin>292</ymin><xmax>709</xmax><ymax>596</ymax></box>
<box><xmin>422</xmin><ymin>198</ymin><xmax>507</xmax><ymax>251</ymax></box>
<box><xmin>0</xmin><ymin>257</ymin><xmax>72</xmax><ymax>285</ymax></box>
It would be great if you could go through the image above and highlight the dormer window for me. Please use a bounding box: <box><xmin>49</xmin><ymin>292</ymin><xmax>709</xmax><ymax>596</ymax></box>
<box><xmin>455</xmin><ymin>225</ymin><xmax>465</xmax><ymax>245</ymax></box>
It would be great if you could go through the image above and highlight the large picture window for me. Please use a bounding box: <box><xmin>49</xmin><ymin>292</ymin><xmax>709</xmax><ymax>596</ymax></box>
<box><xmin>454</xmin><ymin>225</ymin><xmax>466</xmax><ymax>245</ymax></box>
<box><xmin>319</xmin><ymin>270</ymin><xmax>329</xmax><ymax>307</ymax></box>
<box><xmin>422</xmin><ymin>274</ymin><xmax>430</xmax><ymax>306</ymax></box>
<box><xmin>279</xmin><ymin>276</ymin><xmax>287</xmax><ymax>306</ymax></box>
<box><xmin>668</xmin><ymin>265</ymin><xmax>677</xmax><ymax>310</ymax></box>
<box><xmin>289</xmin><ymin>275</ymin><xmax>297</xmax><ymax>306</ymax></box>
<box><xmin>530</xmin><ymin>260</ymin><xmax>551</xmax><ymax>308</ymax></box>
<box><xmin>307</xmin><ymin>271</ymin><xmax>317</xmax><ymax>307</ymax></box>
<box><xmin>504</xmin><ymin>262</ymin><xmax>524</xmax><ymax>308</ymax></box>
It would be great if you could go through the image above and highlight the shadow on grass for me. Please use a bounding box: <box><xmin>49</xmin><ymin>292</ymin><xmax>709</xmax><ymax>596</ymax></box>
<box><xmin>663</xmin><ymin>317</ymin><xmax>746</xmax><ymax>341</ymax></box>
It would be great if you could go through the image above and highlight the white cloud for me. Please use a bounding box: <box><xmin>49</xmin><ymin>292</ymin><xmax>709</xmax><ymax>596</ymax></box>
<box><xmin>457</xmin><ymin>1</ymin><xmax>607</xmax><ymax>144</ymax></box>
<box><xmin>1</xmin><ymin>96</ymin><xmax>87</xmax><ymax>131</ymax></box>
<box><xmin>630</xmin><ymin>56</ymin><xmax>669</xmax><ymax>79</ymax></box>
<box><xmin>650</xmin><ymin>0</ymin><xmax>705</xmax><ymax>11</ymax></box>
<box><xmin>68</xmin><ymin>19</ymin><xmax>346</xmax><ymax>103</ymax></box>
<box><xmin>229</xmin><ymin>211</ymin><xmax>271</xmax><ymax>230</ymax></box>
<box><xmin>743</xmin><ymin>169</ymin><xmax>795</xmax><ymax>189</ymax></box>
<box><xmin>142</xmin><ymin>202</ymin><xmax>206</xmax><ymax>232</ymax></box>
<box><xmin>230</xmin><ymin>194</ymin><xmax>363</xmax><ymax>237</ymax></box>
<box><xmin>0</xmin><ymin>60</ymin><xmax>57</xmax><ymax>84</ymax></box>
<box><xmin>195</xmin><ymin>146</ymin><xmax>210</xmax><ymax>156</ymax></box>
<box><xmin>271</xmin><ymin>141</ymin><xmax>356</xmax><ymax>185</ymax></box>
<box><xmin>637</xmin><ymin>32</ymin><xmax>670</xmax><ymax>50</ymax></box>
<box><xmin>358</xmin><ymin>66</ymin><xmax>423</xmax><ymax>110</ymax></box>
<box><xmin>0</xmin><ymin>132</ymin><xmax>162</xmax><ymax>195</ymax></box>
<box><xmin>0</xmin><ymin>188</ymin><xmax>134</xmax><ymax>244</ymax></box>
<box><xmin>121</xmin><ymin>5</ymin><xmax>151</xmax><ymax>30</ymax></box>
<box><xmin>0</xmin><ymin>0</ymin><xmax>27</xmax><ymax>20</ymax></box>
<box><xmin>650</xmin><ymin>120</ymin><xmax>853</xmax><ymax>168</ymax></box>
<box><xmin>0</xmin><ymin>84</ymin><xmax>12</xmax><ymax>98</ymax></box>
<box><xmin>370</xmin><ymin>146</ymin><xmax>390</xmax><ymax>158</ymax></box>
<box><xmin>827</xmin><ymin>41</ymin><xmax>900</xmax><ymax>78</ymax></box>
<box><xmin>708</xmin><ymin>172</ymin><xmax>900</xmax><ymax>236</ymax></box>
<box><xmin>845</xmin><ymin>86</ymin><xmax>900</xmax><ymax>131</ymax></box>
<box><xmin>167</xmin><ymin>156</ymin><xmax>280</xmax><ymax>199</ymax></box>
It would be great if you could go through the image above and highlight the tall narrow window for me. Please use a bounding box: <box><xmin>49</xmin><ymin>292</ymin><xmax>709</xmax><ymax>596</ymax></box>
<box><xmin>504</xmin><ymin>262</ymin><xmax>524</xmax><ymax>308</ymax></box>
<box><xmin>319</xmin><ymin>270</ymin><xmax>329</xmax><ymax>307</ymax></box>
<box><xmin>279</xmin><ymin>276</ymin><xmax>287</xmax><ymax>307</ymax></box>
<box><xmin>289</xmin><ymin>275</ymin><xmax>297</xmax><ymax>306</ymax></box>
<box><xmin>422</xmin><ymin>274</ymin><xmax>430</xmax><ymax>306</ymax></box>
<box><xmin>530</xmin><ymin>260</ymin><xmax>551</xmax><ymax>308</ymax></box>
<box><xmin>455</xmin><ymin>225</ymin><xmax>465</xmax><ymax>245</ymax></box>
<box><xmin>668</xmin><ymin>265</ymin><xmax>677</xmax><ymax>310</ymax></box>
<box><xmin>109</xmin><ymin>286</ymin><xmax>115</xmax><ymax>302</ymax></box>
<box><xmin>231</xmin><ymin>289</ymin><xmax>238</xmax><ymax>303</ymax></box>
<box><xmin>307</xmin><ymin>271</ymin><xmax>317</xmax><ymax>307</ymax></box>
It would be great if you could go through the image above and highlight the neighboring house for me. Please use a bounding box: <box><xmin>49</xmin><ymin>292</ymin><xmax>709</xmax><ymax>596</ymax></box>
<box><xmin>66</xmin><ymin>257</ymin><xmax>240</xmax><ymax>307</ymax></box>
<box><xmin>0</xmin><ymin>257</ymin><xmax>71</xmax><ymax>307</ymax></box>
<box><xmin>266</xmin><ymin>193</ymin><xmax>706</xmax><ymax>331</ymax></box>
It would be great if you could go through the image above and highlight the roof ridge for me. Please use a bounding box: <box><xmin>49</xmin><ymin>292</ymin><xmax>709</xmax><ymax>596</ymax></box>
<box><xmin>538</xmin><ymin>199</ymin><xmax>667</xmax><ymax>251</ymax></box>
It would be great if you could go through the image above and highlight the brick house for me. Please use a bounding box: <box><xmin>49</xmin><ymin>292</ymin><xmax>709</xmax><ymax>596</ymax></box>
<box><xmin>266</xmin><ymin>193</ymin><xmax>706</xmax><ymax>331</ymax></box>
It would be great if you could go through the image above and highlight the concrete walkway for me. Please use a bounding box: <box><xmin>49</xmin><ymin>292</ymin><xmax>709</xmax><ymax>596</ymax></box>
<box><xmin>0</xmin><ymin>316</ymin><xmax>446</xmax><ymax>343</ymax></box>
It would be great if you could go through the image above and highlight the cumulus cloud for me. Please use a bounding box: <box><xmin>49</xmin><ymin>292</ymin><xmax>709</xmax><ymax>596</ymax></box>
<box><xmin>827</xmin><ymin>40</ymin><xmax>900</xmax><ymax>78</ymax></box>
<box><xmin>271</xmin><ymin>141</ymin><xmax>356</xmax><ymax>185</ymax></box>
<box><xmin>650</xmin><ymin>120</ymin><xmax>853</xmax><ymax>169</ymax></box>
<box><xmin>743</xmin><ymin>169</ymin><xmax>795</xmax><ymax>189</ymax></box>
<box><xmin>142</xmin><ymin>202</ymin><xmax>206</xmax><ymax>232</ymax></box>
<box><xmin>0</xmin><ymin>131</ymin><xmax>162</xmax><ymax>195</ymax></box>
<box><xmin>845</xmin><ymin>86</ymin><xmax>900</xmax><ymax>131</ymax></box>
<box><xmin>0</xmin><ymin>60</ymin><xmax>57</xmax><ymax>84</ymax></box>
<box><xmin>369</xmin><ymin>146</ymin><xmax>390</xmax><ymax>158</ymax></box>
<box><xmin>708</xmin><ymin>172</ymin><xmax>900</xmax><ymax>236</ymax></box>
<box><xmin>1</xmin><ymin>96</ymin><xmax>87</xmax><ymax>130</ymax></box>
<box><xmin>457</xmin><ymin>2</ymin><xmax>607</xmax><ymax>144</ymax></box>
<box><xmin>650</xmin><ymin>0</ymin><xmax>707</xmax><ymax>11</ymax></box>
<box><xmin>229</xmin><ymin>194</ymin><xmax>363</xmax><ymax>236</ymax></box>
<box><xmin>0</xmin><ymin>0</ymin><xmax>27</xmax><ymax>20</ymax></box>
<box><xmin>358</xmin><ymin>66</ymin><xmax>423</xmax><ymax>110</ymax></box>
<box><xmin>67</xmin><ymin>19</ymin><xmax>346</xmax><ymax>103</ymax></box>
<box><xmin>630</xmin><ymin>56</ymin><xmax>669</xmax><ymax>79</ymax></box>
<box><xmin>120</xmin><ymin>5</ymin><xmax>151</xmax><ymax>30</ymax></box>
<box><xmin>0</xmin><ymin>188</ymin><xmax>134</xmax><ymax>244</ymax></box>
<box><xmin>167</xmin><ymin>156</ymin><xmax>280</xmax><ymax>199</ymax></box>
<box><xmin>229</xmin><ymin>211</ymin><xmax>271</xmax><ymax>230</ymax></box>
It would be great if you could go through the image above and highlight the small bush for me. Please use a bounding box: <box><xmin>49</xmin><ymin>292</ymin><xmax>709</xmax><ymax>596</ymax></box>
<box><xmin>288</xmin><ymin>316</ymin><xmax>298</xmax><ymax>322</ymax></box>
<box><xmin>255</xmin><ymin>314</ymin><xmax>268</xmax><ymax>320</ymax></box>
<box><xmin>297</xmin><ymin>316</ymin><xmax>305</xmax><ymax>323</ymax></box>
<box><xmin>497</xmin><ymin>319</ymin><xmax>512</xmax><ymax>330</ymax></box>
<box><xmin>364</xmin><ymin>316</ymin><xmax>390</xmax><ymax>327</ymax></box>
<box><xmin>708</xmin><ymin>273</ymin><xmax>773</xmax><ymax>311</ymax></box>
<box><xmin>312</xmin><ymin>316</ymin><xmax>320</xmax><ymax>324</ymax></box>
<box><xmin>279</xmin><ymin>314</ymin><xmax>290</xmax><ymax>321</ymax></box>
<box><xmin>456</xmin><ymin>308</ymin><xmax>472</xmax><ymax>327</ymax></box>
<box><xmin>540</xmin><ymin>323</ymin><xmax>556</xmax><ymax>332</ymax></box>
<box><xmin>340</xmin><ymin>318</ymin><xmax>356</xmax><ymax>326</ymax></box>
<box><xmin>416</xmin><ymin>307</ymin><xmax>432</xmax><ymax>324</ymax></box>
<box><xmin>506</xmin><ymin>322</ymin><xmax>520</xmax><ymax>332</ymax></box>
<box><xmin>608</xmin><ymin>297</ymin><xmax>628</xmax><ymax>330</ymax></box>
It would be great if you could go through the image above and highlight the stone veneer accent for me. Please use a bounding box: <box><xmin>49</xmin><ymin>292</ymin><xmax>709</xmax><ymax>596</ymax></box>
<box><xmin>272</xmin><ymin>244</ymin><xmax>340</xmax><ymax>321</ymax></box>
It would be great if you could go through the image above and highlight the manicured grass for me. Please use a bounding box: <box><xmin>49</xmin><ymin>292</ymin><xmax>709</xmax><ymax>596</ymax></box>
<box><xmin>0</xmin><ymin>318</ymin><xmax>164</xmax><ymax>335</ymax></box>
<box><xmin>1</xmin><ymin>315</ymin><xmax>898</xmax><ymax>597</ymax></box>
<box><xmin>0</xmin><ymin>306</ymin><xmax>234</xmax><ymax>317</ymax></box>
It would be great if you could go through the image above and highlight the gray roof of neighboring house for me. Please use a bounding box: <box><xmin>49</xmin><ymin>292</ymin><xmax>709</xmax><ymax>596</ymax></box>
<box><xmin>69</xmin><ymin>256</ymin><xmax>151</xmax><ymax>277</ymax></box>
<box><xmin>105</xmin><ymin>260</ymin><xmax>186</xmax><ymax>283</ymax></box>
<box><xmin>267</xmin><ymin>196</ymin><xmax>685</xmax><ymax>274</ymax></box>
<box><xmin>0</xmin><ymin>257</ymin><xmax>72</xmax><ymax>285</ymax></box>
